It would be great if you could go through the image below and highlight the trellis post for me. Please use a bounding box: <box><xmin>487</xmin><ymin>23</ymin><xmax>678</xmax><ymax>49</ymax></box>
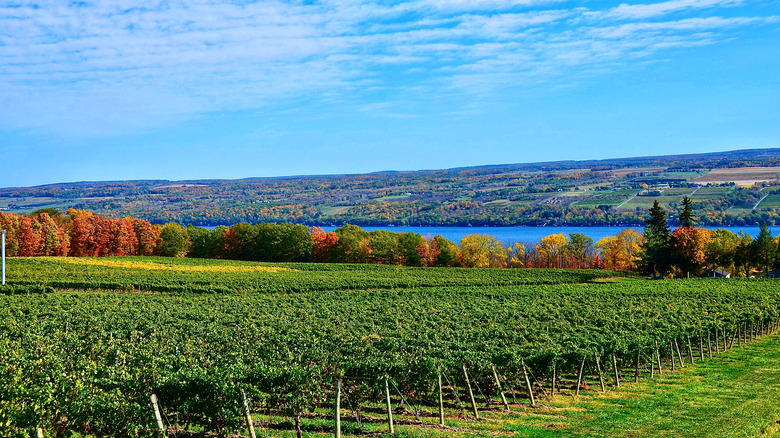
<box><xmin>1</xmin><ymin>230</ymin><xmax>5</xmax><ymax>285</ymax></box>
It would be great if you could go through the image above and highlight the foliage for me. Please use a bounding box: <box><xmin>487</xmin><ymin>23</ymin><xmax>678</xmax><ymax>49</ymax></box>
<box><xmin>1</xmin><ymin>257</ymin><xmax>778</xmax><ymax>436</ymax></box>
<box><xmin>156</xmin><ymin>222</ymin><xmax>190</xmax><ymax>257</ymax></box>
<box><xmin>4</xmin><ymin>151</ymin><xmax>780</xmax><ymax>227</ymax></box>
<box><xmin>458</xmin><ymin>234</ymin><xmax>506</xmax><ymax>268</ymax></box>
<box><xmin>597</xmin><ymin>229</ymin><xmax>644</xmax><ymax>271</ymax></box>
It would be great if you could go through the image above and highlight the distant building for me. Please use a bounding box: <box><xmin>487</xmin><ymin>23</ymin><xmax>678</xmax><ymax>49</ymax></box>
<box><xmin>709</xmin><ymin>269</ymin><xmax>731</xmax><ymax>278</ymax></box>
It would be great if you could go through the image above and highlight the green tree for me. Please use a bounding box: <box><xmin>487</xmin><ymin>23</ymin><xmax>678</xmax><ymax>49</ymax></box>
<box><xmin>431</xmin><ymin>235</ymin><xmax>459</xmax><ymax>267</ymax></box>
<box><xmin>734</xmin><ymin>232</ymin><xmax>756</xmax><ymax>277</ymax></box>
<box><xmin>706</xmin><ymin>229</ymin><xmax>739</xmax><ymax>274</ymax></box>
<box><xmin>397</xmin><ymin>232</ymin><xmax>425</xmax><ymax>267</ymax></box>
<box><xmin>679</xmin><ymin>196</ymin><xmax>696</xmax><ymax>227</ymax></box>
<box><xmin>157</xmin><ymin>222</ymin><xmax>190</xmax><ymax>257</ymax></box>
<box><xmin>187</xmin><ymin>225</ymin><xmax>227</xmax><ymax>259</ymax></box>
<box><xmin>566</xmin><ymin>233</ymin><xmax>594</xmax><ymax>268</ymax></box>
<box><xmin>641</xmin><ymin>200</ymin><xmax>672</xmax><ymax>276</ymax></box>
<box><xmin>367</xmin><ymin>230</ymin><xmax>399</xmax><ymax>264</ymax></box>
<box><xmin>254</xmin><ymin>223</ymin><xmax>313</xmax><ymax>262</ymax></box>
<box><xmin>331</xmin><ymin>224</ymin><xmax>370</xmax><ymax>264</ymax></box>
<box><xmin>753</xmin><ymin>223</ymin><xmax>776</xmax><ymax>276</ymax></box>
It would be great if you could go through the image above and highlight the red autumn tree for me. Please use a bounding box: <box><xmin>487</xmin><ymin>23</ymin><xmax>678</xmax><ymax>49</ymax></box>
<box><xmin>107</xmin><ymin>218</ymin><xmax>138</xmax><ymax>256</ymax></box>
<box><xmin>131</xmin><ymin>218</ymin><xmax>160</xmax><ymax>256</ymax></box>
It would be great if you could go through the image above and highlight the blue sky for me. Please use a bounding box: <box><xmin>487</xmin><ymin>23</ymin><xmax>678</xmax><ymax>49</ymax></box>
<box><xmin>1</xmin><ymin>0</ymin><xmax>778</xmax><ymax>187</ymax></box>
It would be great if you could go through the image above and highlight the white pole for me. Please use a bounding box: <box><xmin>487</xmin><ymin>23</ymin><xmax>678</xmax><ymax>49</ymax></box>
<box><xmin>1</xmin><ymin>230</ymin><xmax>5</xmax><ymax>286</ymax></box>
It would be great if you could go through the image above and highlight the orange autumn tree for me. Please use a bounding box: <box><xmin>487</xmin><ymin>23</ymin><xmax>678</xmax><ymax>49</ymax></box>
<box><xmin>671</xmin><ymin>226</ymin><xmax>713</xmax><ymax>277</ymax></box>
<box><xmin>107</xmin><ymin>218</ymin><xmax>139</xmax><ymax>256</ymax></box>
<box><xmin>0</xmin><ymin>212</ymin><xmax>20</xmax><ymax>255</ymax></box>
<box><xmin>67</xmin><ymin>209</ymin><xmax>158</xmax><ymax>257</ymax></box>
<box><xmin>311</xmin><ymin>226</ymin><xmax>338</xmax><ymax>263</ymax></box>
<box><xmin>16</xmin><ymin>216</ymin><xmax>43</xmax><ymax>256</ymax></box>
<box><xmin>131</xmin><ymin>218</ymin><xmax>161</xmax><ymax>256</ymax></box>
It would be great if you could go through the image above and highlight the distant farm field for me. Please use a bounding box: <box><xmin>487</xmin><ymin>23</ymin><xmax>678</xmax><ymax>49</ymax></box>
<box><xmin>758</xmin><ymin>195</ymin><xmax>780</xmax><ymax>209</ymax></box>
<box><xmin>695</xmin><ymin>167</ymin><xmax>780</xmax><ymax>185</ymax></box>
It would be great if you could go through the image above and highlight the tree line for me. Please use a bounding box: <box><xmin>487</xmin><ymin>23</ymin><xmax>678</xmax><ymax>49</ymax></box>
<box><xmin>641</xmin><ymin>197</ymin><xmax>780</xmax><ymax>277</ymax></box>
<box><xmin>0</xmin><ymin>203</ymin><xmax>777</xmax><ymax>276</ymax></box>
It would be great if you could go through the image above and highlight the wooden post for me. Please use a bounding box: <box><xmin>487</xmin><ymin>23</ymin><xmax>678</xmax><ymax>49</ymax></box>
<box><xmin>491</xmin><ymin>365</ymin><xmax>509</xmax><ymax>411</ymax></box>
<box><xmin>576</xmin><ymin>355</ymin><xmax>586</xmax><ymax>396</ymax></box>
<box><xmin>1</xmin><ymin>230</ymin><xmax>5</xmax><ymax>286</ymax></box>
<box><xmin>462</xmin><ymin>365</ymin><xmax>479</xmax><ymax>419</ymax></box>
<box><xmin>36</xmin><ymin>428</ymin><xmax>44</xmax><ymax>438</ymax></box>
<box><xmin>385</xmin><ymin>378</ymin><xmax>395</xmax><ymax>433</ymax></box>
<box><xmin>737</xmin><ymin>324</ymin><xmax>741</xmax><ymax>347</ymax></box>
<box><xmin>612</xmin><ymin>352</ymin><xmax>620</xmax><ymax>388</ymax></box>
<box><xmin>551</xmin><ymin>361</ymin><xmax>557</xmax><ymax>396</ymax></box>
<box><xmin>723</xmin><ymin>326</ymin><xmax>728</xmax><ymax>351</ymax></box>
<box><xmin>150</xmin><ymin>394</ymin><xmax>165</xmax><ymax>433</ymax></box>
<box><xmin>655</xmin><ymin>339</ymin><xmax>662</xmax><ymax>374</ymax></box>
<box><xmin>698</xmin><ymin>333</ymin><xmax>704</xmax><ymax>361</ymax></box>
<box><xmin>669</xmin><ymin>342</ymin><xmax>676</xmax><ymax>371</ymax></box>
<box><xmin>707</xmin><ymin>331</ymin><xmax>713</xmax><ymax>358</ymax></box>
<box><xmin>715</xmin><ymin>329</ymin><xmax>720</xmax><ymax>354</ymax></box>
<box><xmin>335</xmin><ymin>380</ymin><xmax>341</xmax><ymax>438</ymax></box>
<box><xmin>675</xmin><ymin>339</ymin><xmax>685</xmax><ymax>367</ymax></box>
<box><xmin>686</xmin><ymin>335</ymin><xmax>694</xmax><ymax>365</ymax></box>
<box><xmin>521</xmin><ymin>359</ymin><xmax>536</xmax><ymax>406</ymax></box>
<box><xmin>594</xmin><ymin>353</ymin><xmax>605</xmax><ymax>392</ymax></box>
<box><xmin>650</xmin><ymin>352</ymin><xmax>655</xmax><ymax>378</ymax></box>
<box><xmin>438</xmin><ymin>366</ymin><xmax>445</xmax><ymax>426</ymax></box>
<box><xmin>634</xmin><ymin>349</ymin><xmax>640</xmax><ymax>383</ymax></box>
<box><xmin>241</xmin><ymin>389</ymin><xmax>257</xmax><ymax>438</ymax></box>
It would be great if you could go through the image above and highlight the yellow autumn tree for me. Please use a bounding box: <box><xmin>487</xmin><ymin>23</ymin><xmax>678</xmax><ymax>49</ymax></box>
<box><xmin>596</xmin><ymin>228</ymin><xmax>644</xmax><ymax>271</ymax></box>
<box><xmin>506</xmin><ymin>242</ymin><xmax>526</xmax><ymax>268</ymax></box>
<box><xmin>459</xmin><ymin>234</ymin><xmax>506</xmax><ymax>268</ymax></box>
<box><xmin>536</xmin><ymin>233</ymin><xmax>568</xmax><ymax>268</ymax></box>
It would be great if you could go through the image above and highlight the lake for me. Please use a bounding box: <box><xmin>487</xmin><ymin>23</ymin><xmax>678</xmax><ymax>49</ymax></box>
<box><xmin>319</xmin><ymin>225</ymin><xmax>780</xmax><ymax>245</ymax></box>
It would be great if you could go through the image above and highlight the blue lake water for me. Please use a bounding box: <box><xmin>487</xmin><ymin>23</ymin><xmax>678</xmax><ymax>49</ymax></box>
<box><xmin>319</xmin><ymin>225</ymin><xmax>780</xmax><ymax>245</ymax></box>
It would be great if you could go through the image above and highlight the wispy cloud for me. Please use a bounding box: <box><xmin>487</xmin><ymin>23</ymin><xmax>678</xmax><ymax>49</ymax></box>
<box><xmin>604</xmin><ymin>0</ymin><xmax>745</xmax><ymax>20</ymax></box>
<box><xmin>0</xmin><ymin>0</ymin><xmax>775</xmax><ymax>136</ymax></box>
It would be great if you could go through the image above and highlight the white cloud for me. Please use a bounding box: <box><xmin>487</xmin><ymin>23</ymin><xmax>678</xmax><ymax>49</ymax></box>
<box><xmin>605</xmin><ymin>0</ymin><xmax>744</xmax><ymax>20</ymax></box>
<box><xmin>0</xmin><ymin>0</ymin><xmax>776</xmax><ymax>136</ymax></box>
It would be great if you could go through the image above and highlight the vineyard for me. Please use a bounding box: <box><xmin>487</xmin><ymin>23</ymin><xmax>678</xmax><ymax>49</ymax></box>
<box><xmin>2</xmin><ymin>257</ymin><xmax>780</xmax><ymax>437</ymax></box>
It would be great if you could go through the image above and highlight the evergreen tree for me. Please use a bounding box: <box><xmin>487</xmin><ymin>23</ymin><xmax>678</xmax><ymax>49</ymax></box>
<box><xmin>641</xmin><ymin>200</ymin><xmax>671</xmax><ymax>276</ymax></box>
<box><xmin>753</xmin><ymin>223</ymin><xmax>776</xmax><ymax>276</ymax></box>
<box><xmin>678</xmin><ymin>196</ymin><xmax>696</xmax><ymax>227</ymax></box>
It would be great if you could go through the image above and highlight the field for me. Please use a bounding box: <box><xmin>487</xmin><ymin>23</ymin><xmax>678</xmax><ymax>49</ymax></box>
<box><xmin>758</xmin><ymin>195</ymin><xmax>780</xmax><ymax>209</ymax></box>
<box><xmin>2</xmin><ymin>257</ymin><xmax>780</xmax><ymax>437</ymax></box>
<box><xmin>695</xmin><ymin>167</ymin><xmax>780</xmax><ymax>186</ymax></box>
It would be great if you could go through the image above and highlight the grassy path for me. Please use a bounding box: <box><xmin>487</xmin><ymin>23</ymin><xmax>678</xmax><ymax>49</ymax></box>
<box><xmin>557</xmin><ymin>334</ymin><xmax>780</xmax><ymax>437</ymax></box>
<box><xmin>290</xmin><ymin>335</ymin><xmax>780</xmax><ymax>438</ymax></box>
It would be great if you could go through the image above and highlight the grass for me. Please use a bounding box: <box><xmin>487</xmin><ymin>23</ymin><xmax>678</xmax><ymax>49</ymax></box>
<box><xmin>693</xmin><ymin>186</ymin><xmax>732</xmax><ymax>196</ymax></box>
<box><xmin>622</xmin><ymin>196</ymin><xmax>681</xmax><ymax>209</ymax></box>
<box><xmin>319</xmin><ymin>206</ymin><xmax>355</xmax><ymax>216</ymax></box>
<box><xmin>264</xmin><ymin>334</ymin><xmax>780</xmax><ymax>438</ymax></box>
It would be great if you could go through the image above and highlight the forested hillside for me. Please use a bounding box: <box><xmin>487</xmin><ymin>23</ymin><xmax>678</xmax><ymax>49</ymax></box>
<box><xmin>2</xmin><ymin>148</ymin><xmax>780</xmax><ymax>227</ymax></box>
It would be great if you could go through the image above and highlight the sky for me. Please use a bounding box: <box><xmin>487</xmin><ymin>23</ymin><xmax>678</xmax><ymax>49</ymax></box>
<box><xmin>1</xmin><ymin>0</ymin><xmax>779</xmax><ymax>188</ymax></box>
